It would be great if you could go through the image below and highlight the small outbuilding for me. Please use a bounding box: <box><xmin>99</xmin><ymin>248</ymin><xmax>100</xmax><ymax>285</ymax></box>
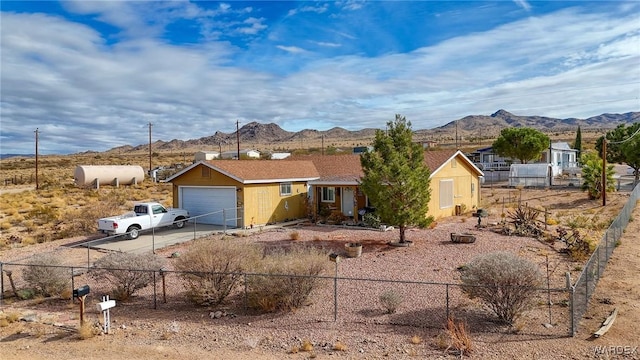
<box><xmin>194</xmin><ymin>151</ymin><xmax>220</xmax><ymax>161</ymax></box>
<box><xmin>508</xmin><ymin>163</ymin><xmax>553</xmax><ymax>187</ymax></box>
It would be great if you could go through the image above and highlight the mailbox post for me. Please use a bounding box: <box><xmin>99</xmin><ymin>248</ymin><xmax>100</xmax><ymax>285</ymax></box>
<box><xmin>73</xmin><ymin>285</ymin><xmax>90</xmax><ymax>326</ymax></box>
<box><xmin>96</xmin><ymin>295</ymin><xmax>116</xmax><ymax>334</ymax></box>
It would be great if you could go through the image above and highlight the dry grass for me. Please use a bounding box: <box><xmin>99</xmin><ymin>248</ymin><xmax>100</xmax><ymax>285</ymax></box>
<box><xmin>77</xmin><ymin>322</ymin><xmax>98</xmax><ymax>340</ymax></box>
<box><xmin>446</xmin><ymin>317</ymin><xmax>473</xmax><ymax>356</ymax></box>
<box><xmin>332</xmin><ymin>341</ymin><xmax>348</xmax><ymax>351</ymax></box>
<box><xmin>300</xmin><ymin>339</ymin><xmax>313</xmax><ymax>352</ymax></box>
<box><xmin>410</xmin><ymin>335</ymin><xmax>422</xmax><ymax>344</ymax></box>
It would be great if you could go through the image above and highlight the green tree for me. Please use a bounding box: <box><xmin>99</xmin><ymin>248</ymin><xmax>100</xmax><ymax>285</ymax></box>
<box><xmin>596</xmin><ymin>123</ymin><xmax>640</xmax><ymax>185</ymax></box>
<box><xmin>360</xmin><ymin>114</ymin><xmax>432</xmax><ymax>244</ymax></box>
<box><xmin>580</xmin><ymin>151</ymin><xmax>616</xmax><ymax>200</ymax></box>
<box><xmin>492</xmin><ymin>127</ymin><xmax>550</xmax><ymax>164</ymax></box>
<box><xmin>573</xmin><ymin>126</ymin><xmax>582</xmax><ymax>160</ymax></box>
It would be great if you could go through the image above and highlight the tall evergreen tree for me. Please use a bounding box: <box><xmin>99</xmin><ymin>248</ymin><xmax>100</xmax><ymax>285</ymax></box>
<box><xmin>573</xmin><ymin>126</ymin><xmax>582</xmax><ymax>160</ymax></box>
<box><xmin>360</xmin><ymin>115</ymin><xmax>432</xmax><ymax>244</ymax></box>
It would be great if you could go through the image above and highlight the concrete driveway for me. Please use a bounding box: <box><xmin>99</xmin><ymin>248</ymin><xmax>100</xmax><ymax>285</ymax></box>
<box><xmin>87</xmin><ymin>223</ymin><xmax>226</xmax><ymax>254</ymax></box>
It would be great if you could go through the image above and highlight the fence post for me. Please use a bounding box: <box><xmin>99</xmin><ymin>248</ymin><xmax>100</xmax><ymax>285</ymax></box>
<box><xmin>445</xmin><ymin>284</ymin><xmax>450</xmax><ymax>321</ymax></box>
<box><xmin>152</xmin><ymin>226</ymin><xmax>156</xmax><ymax>254</ymax></box>
<box><xmin>87</xmin><ymin>241</ymin><xmax>90</xmax><ymax>268</ymax></box>
<box><xmin>223</xmin><ymin>209</ymin><xmax>227</xmax><ymax>234</ymax></box>
<box><xmin>566</xmin><ymin>272</ymin><xmax>575</xmax><ymax>336</ymax></box>
<box><xmin>71</xmin><ymin>266</ymin><xmax>75</xmax><ymax>303</ymax></box>
<box><xmin>153</xmin><ymin>270</ymin><xmax>157</xmax><ymax>309</ymax></box>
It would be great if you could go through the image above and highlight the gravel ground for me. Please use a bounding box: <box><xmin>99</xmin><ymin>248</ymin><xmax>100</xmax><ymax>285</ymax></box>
<box><xmin>2</xmin><ymin>215</ymin><xmax>598</xmax><ymax>359</ymax></box>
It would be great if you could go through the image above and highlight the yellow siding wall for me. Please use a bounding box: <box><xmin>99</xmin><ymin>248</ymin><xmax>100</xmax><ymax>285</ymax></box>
<box><xmin>242</xmin><ymin>182</ymin><xmax>308</xmax><ymax>227</ymax></box>
<box><xmin>171</xmin><ymin>164</ymin><xmax>240</xmax><ymax>208</ymax></box>
<box><xmin>170</xmin><ymin>164</ymin><xmax>309</xmax><ymax>228</ymax></box>
<box><xmin>428</xmin><ymin>156</ymin><xmax>481</xmax><ymax>220</ymax></box>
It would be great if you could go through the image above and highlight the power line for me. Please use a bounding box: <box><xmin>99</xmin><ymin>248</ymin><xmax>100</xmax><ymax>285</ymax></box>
<box><xmin>608</xmin><ymin>125</ymin><xmax>640</xmax><ymax>145</ymax></box>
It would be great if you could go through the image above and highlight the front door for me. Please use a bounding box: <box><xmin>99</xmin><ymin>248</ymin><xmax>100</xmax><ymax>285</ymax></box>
<box><xmin>341</xmin><ymin>187</ymin><xmax>354</xmax><ymax>217</ymax></box>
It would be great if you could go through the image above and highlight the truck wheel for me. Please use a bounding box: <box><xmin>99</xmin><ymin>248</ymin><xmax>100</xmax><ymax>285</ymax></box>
<box><xmin>174</xmin><ymin>217</ymin><xmax>186</xmax><ymax>229</ymax></box>
<box><xmin>127</xmin><ymin>225</ymin><xmax>141</xmax><ymax>240</ymax></box>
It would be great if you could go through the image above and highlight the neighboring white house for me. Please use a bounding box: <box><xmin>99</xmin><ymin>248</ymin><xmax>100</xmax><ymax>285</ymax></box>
<box><xmin>220</xmin><ymin>149</ymin><xmax>261</xmax><ymax>159</ymax></box>
<box><xmin>194</xmin><ymin>151</ymin><xmax>220</xmax><ymax>161</ymax></box>
<box><xmin>472</xmin><ymin>142</ymin><xmax>579</xmax><ymax>175</ymax></box>
<box><xmin>541</xmin><ymin>142</ymin><xmax>580</xmax><ymax>175</ymax></box>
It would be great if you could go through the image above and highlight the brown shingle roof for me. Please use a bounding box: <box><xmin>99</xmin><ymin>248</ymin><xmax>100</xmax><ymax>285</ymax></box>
<box><xmin>423</xmin><ymin>149</ymin><xmax>458</xmax><ymax>173</ymax></box>
<box><xmin>206</xmin><ymin>160</ymin><xmax>319</xmax><ymax>183</ymax></box>
<box><xmin>290</xmin><ymin>154</ymin><xmax>364</xmax><ymax>183</ymax></box>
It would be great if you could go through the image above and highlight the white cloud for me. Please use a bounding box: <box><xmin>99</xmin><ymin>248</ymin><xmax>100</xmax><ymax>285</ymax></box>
<box><xmin>513</xmin><ymin>0</ymin><xmax>532</xmax><ymax>12</ymax></box>
<box><xmin>1</xmin><ymin>4</ymin><xmax>638</xmax><ymax>154</ymax></box>
<box><xmin>276</xmin><ymin>45</ymin><xmax>307</xmax><ymax>54</ymax></box>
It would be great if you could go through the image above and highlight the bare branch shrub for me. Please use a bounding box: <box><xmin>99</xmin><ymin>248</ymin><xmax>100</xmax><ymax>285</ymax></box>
<box><xmin>247</xmin><ymin>245</ymin><xmax>330</xmax><ymax>312</ymax></box>
<box><xmin>22</xmin><ymin>253</ymin><xmax>70</xmax><ymax>297</ymax></box>
<box><xmin>379</xmin><ymin>289</ymin><xmax>404</xmax><ymax>314</ymax></box>
<box><xmin>445</xmin><ymin>317</ymin><xmax>473</xmax><ymax>356</ymax></box>
<box><xmin>91</xmin><ymin>252</ymin><xmax>166</xmax><ymax>300</ymax></box>
<box><xmin>460</xmin><ymin>251</ymin><xmax>542</xmax><ymax>324</ymax></box>
<box><xmin>174</xmin><ymin>239</ymin><xmax>262</xmax><ymax>306</ymax></box>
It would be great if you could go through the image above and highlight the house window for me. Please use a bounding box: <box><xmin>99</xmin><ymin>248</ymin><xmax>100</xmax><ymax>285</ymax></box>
<box><xmin>439</xmin><ymin>179</ymin><xmax>454</xmax><ymax>209</ymax></box>
<box><xmin>451</xmin><ymin>158</ymin><xmax>457</xmax><ymax>168</ymax></box>
<box><xmin>201</xmin><ymin>166</ymin><xmax>210</xmax><ymax>178</ymax></box>
<box><xmin>321</xmin><ymin>187</ymin><xmax>335</xmax><ymax>202</ymax></box>
<box><xmin>280</xmin><ymin>182</ymin><xmax>292</xmax><ymax>196</ymax></box>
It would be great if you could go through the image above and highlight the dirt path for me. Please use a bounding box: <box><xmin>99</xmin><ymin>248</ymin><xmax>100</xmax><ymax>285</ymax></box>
<box><xmin>573</xmin><ymin>201</ymin><xmax>640</xmax><ymax>350</ymax></box>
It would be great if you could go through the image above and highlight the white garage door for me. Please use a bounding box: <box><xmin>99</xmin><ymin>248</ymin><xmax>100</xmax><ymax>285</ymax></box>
<box><xmin>180</xmin><ymin>187</ymin><xmax>237</xmax><ymax>226</ymax></box>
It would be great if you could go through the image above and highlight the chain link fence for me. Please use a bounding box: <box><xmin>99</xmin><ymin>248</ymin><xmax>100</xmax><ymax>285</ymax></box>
<box><xmin>569</xmin><ymin>182</ymin><xmax>640</xmax><ymax>335</ymax></box>
<box><xmin>1</xmin><ymin>261</ymin><xmax>570</xmax><ymax>337</ymax></box>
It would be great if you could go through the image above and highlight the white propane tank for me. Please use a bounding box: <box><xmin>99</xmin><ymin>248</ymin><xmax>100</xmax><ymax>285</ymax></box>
<box><xmin>74</xmin><ymin>165</ymin><xmax>145</xmax><ymax>186</ymax></box>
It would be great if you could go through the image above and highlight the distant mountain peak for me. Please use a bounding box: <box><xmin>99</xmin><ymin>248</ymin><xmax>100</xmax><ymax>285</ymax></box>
<box><xmin>491</xmin><ymin>109</ymin><xmax>514</xmax><ymax>118</ymax></box>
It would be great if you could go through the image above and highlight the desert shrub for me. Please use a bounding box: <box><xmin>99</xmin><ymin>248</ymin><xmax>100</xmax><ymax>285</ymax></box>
<box><xmin>363</xmin><ymin>212</ymin><xmax>381</xmax><ymax>228</ymax></box>
<box><xmin>327</xmin><ymin>210</ymin><xmax>347</xmax><ymax>224</ymax></box>
<box><xmin>289</xmin><ymin>231</ymin><xmax>300</xmax><ymax>240</ymax></box>
<box><xmin>174</xmin><ymin>239</ymin><xmax>262</xmax><ymax>306</ymax></box>
<box><xmin>460</xmin><ymin>252</ymin><xmax>542</xmax><ymax>324</ymax></box>
<box><xmin>247</xmin><ymin>245</ymin><xmax>330</xmax><ymax>312</ymax></box>
<box><xmin>22</xmin><ymin>253</ymin><xmax>71</xmax><ymax>297</ymax></box>
<box><xmin>435</xmin><ymin>318</ymin><xmax>473</xmax><ymax>356</ymax></box>
<box><xmin>379</xmin><ymin>289</ymin><xmax>404</xmax><ymax>314</ymax></box>
<box><xmin>90</xmin><ymin>252</ymin><xmax>166</xmax><ymax>300</ymax></box>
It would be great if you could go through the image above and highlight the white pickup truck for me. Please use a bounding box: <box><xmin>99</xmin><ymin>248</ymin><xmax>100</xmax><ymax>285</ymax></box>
<box><xmin>98</xmin><ymin>202</ymin><xmax>189</xmax><ymax>239</ymax></box>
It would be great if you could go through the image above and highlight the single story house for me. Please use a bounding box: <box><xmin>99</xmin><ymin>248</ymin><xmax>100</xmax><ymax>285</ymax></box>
<box><xmin>165</xmin><ymin>160</ymin><xmax>319</xmax><ymax>227</ymax></box>
<box><xmin>301</xmin><ymin>150</ymin><xmax>484</xmax><ymax>222</ymax></box>
<box><xmin>166</xmin><ymin>150</ymin><xmax>484</xmax><ymax>228</ymax></box>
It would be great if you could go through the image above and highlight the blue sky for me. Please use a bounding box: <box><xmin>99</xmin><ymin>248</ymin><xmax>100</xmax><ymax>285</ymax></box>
<box><xmin>1</xmin><ymin>1</ymin><xmax>639</xmax><ymax>154</ymax></box>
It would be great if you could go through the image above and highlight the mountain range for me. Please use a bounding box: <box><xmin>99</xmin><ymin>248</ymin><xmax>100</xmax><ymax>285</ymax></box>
<box><xmin>2</xmin><ymin>110</ymin><xmax>637</xmax><ymax>158</ymax></box>
<box><xmin>108</xmin><ymin>109</ymin><xmax>637</xmax><ymax>153</ymax></box>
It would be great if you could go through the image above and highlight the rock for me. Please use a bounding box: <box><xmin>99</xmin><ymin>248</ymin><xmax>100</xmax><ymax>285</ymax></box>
<box><xmin>543</xmin><ymin>323</ymin><xmax>553</xmax><ymax>328</ymax></box>
<box><xmin>21</xmin><ymin>314</ymin><xmax>37</xmax><ymax>322</ymax></box>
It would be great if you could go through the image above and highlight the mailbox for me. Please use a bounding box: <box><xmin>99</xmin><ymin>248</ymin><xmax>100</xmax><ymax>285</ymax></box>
<box><xmin>96</xmin><ymin>300</ymin><xmax>116</xmax><ymax>312</ymax></box>
<box><xmin>73</xmin><ymin>285</ymin><xmax>90</xmax><ymax>298</ymax></box>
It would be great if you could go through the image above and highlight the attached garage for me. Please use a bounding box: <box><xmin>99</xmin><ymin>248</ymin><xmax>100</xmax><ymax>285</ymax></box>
<box><xmin>179</xmin><ymin>186</ymin><xmax>237</xmax><ymax>226</ymax></box>
<box><xmin>166</xmin><ymin>160</ymin><xmax>320</xmax><ymax>229</ymax></box>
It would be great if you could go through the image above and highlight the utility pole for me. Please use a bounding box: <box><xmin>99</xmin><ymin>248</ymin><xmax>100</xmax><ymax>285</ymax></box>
<box><xmin>602</xmin><ymin>137</ymin><xmax>607</xmax><ymax>206</ymax></box>
<box><xmin>236</xmin><ymin>120</ymin><xmax>240</xmax><ymax>160</ymax></box>
<box><xmin>34</xmin><ymin>128</ymin><xmax>39</xmax><ymax>190</ymax></box>
<box><xmin>455</xmin><ymin>120</ymin><xmax>458</xmax><ymax>149</ymax></box>
<box><xmin>148</xmin><ymin>122</ymin><xmax>153</xmax><ymax>174</ymax></box>
<box><xmin>321</xmin><ymin>134</ymin><xmax>324</xmax><ymax>156</ymax></box>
